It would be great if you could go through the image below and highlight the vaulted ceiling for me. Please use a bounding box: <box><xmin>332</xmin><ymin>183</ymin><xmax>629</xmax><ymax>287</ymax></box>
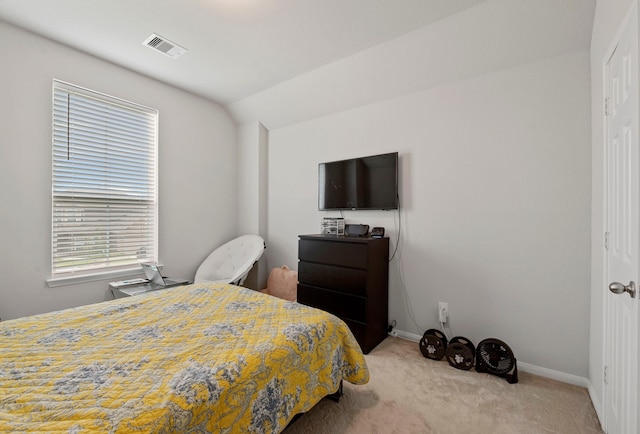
<box><xmin>0</xmin><ymin>0</ymin><xmax>488</xmax><ymax>104</ymax></box>
<box><xmin>0</xmin><ymin>0</ymin><xmax>595</xmax><ymax>128</ymax></box>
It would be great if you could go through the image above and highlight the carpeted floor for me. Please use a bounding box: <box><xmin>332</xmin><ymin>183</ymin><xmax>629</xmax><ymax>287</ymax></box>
<box><xmin>286</xmin><ymin>337</ymin><xmax>603</xmax><ymax>434</ymax></box>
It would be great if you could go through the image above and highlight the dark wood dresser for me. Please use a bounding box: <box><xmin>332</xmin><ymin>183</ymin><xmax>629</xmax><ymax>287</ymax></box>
<box><xmin>297</xmin><ymin>234</ymin><xmax>389</xmax><ymax>354</ymax></box>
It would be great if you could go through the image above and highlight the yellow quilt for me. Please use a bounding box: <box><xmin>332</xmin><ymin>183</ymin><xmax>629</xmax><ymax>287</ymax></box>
<box><xmin>0</xmin><ymin>283</ymin><xmax>369</xmax><ymax>433</ymax></box>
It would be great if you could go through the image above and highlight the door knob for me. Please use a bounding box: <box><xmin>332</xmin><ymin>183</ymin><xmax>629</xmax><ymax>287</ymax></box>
<box><xmin>609</xmin><ymin>281</ymin><xmax>637</xmax><ymax>298</ymax></box>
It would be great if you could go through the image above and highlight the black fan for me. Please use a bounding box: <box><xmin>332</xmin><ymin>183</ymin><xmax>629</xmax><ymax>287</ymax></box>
<box><xmin>445</xmin><ymin>336</ymin><xmax>475</xmax><ymax>370</ymax></box>
<box><xmin>419</xmin><ymin>329</ymin><xmax>448</xmax><ymax>360</ymax></box>
<box><xmin>475</xmin><ymin>338</ymin><xmax>518</xmax><ymax>384</ymax></box>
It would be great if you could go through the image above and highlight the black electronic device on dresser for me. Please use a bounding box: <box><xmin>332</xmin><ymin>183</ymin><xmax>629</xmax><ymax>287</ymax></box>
<box><xmin>297</xmin><ymin>234</ymin><xmax>389</xmax><ymax>354</ymax></box>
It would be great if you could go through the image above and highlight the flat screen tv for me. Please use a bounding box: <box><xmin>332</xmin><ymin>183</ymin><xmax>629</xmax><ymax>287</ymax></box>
<box><xmin>318</xmin><ymin>152</ymin><xmax>398</xmax><ymax>210</ymax></box>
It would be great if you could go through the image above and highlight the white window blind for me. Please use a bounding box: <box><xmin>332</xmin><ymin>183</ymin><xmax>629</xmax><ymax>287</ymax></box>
<box><xmin>52</xmin><ymin>80</ymin><xmax>158</xmax><ymax>277</ymax></box>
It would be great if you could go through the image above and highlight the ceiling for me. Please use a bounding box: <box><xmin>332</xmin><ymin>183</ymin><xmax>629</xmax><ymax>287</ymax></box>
<box><xmin>0</xmin><ymin>0</ymin><xmax>488</xmax><ymax>105</ymax></box>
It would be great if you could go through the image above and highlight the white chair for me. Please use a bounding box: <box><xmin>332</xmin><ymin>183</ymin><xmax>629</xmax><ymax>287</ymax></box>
<box><xmin>194</xmin><ymin>234</ymin><xmax>266</xmax><ymax>285</ymax></box>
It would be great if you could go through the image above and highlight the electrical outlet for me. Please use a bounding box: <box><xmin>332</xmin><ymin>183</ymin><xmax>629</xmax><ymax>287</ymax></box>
<box><xmin>439</xmin><ymin>302</ymin><xmax>448</xmax><ymax>323</ymax></box>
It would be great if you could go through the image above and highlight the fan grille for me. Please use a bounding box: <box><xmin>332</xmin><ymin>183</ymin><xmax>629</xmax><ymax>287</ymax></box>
<box><xmin>477</xmin><ymin>339</ymin><xmax>515</xmax><ymax>374</ymax></box>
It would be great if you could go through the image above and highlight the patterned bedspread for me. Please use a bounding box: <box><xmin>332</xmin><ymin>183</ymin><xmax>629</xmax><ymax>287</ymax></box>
<box><xmin>0</xmin><ymin>283</ymin><xmax>369</xmax><ymax>433</ymax></box>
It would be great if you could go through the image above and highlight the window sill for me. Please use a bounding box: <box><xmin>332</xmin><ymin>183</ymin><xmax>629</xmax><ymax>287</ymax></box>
<box><xmin>46</xmin><ymin>267</ymin><xmax>148</xmax><ymax>288</ymax></box>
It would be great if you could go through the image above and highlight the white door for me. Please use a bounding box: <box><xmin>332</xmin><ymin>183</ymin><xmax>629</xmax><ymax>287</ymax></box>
<box><xmin>605</xmin><ymin>3</ymin><xmax>639</xmax><ymax>433</ymax></box>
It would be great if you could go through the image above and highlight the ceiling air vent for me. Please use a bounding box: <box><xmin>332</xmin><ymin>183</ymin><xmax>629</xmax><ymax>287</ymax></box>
<box><xmin>142</xmin><ymin>33</ymin><xmax>187</xmax><ymax>59</ymax></box>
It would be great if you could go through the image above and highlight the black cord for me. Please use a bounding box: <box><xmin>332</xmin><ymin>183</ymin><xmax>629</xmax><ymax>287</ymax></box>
<box><xmin>389</xmin><ymin>193</ymin><xmax>401</xmax><ymax>261</ymax></box>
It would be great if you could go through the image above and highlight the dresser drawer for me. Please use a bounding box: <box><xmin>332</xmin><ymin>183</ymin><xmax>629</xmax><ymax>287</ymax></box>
<box><xmin>298</xmin><ymin>262</ymin><xmax>367</xmax><ymax>296</ymax></box>
<box><xmin>299</xmin><ymin>239</ymin><xmax>368</xmax><ymax>269</ymax></box>
<box><xmin>297</xmin><ymin>284</ymin><xmax>366</xmax><ymax>323</ymax></box>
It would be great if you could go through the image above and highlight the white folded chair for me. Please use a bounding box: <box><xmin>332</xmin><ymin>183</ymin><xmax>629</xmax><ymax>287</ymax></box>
<box><xmin>194</xmin><ymin>234</ymin><xmax>266</xmax><ymax>285</ymax></box>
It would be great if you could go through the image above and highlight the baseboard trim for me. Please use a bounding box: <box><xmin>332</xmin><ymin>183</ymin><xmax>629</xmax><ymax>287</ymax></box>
<box><xmin>389</xmin><ymin>330</ymin><xmax>590</xmax><ymax>388</ymax></box>
<box><xmin>516</xmin><ymin>361</ymin><xmax>588</xmax><ymax>387</ymax></box>
<box><xmin>587</xmin><ymin>383</ymin><xmax>604</xmax><ymax>427</ymax></box>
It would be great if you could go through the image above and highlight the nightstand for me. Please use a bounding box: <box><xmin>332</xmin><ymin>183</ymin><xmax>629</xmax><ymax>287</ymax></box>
<box><xmin>109</xmin><ymin>279</ymin><xmax>189</xmax><ymax>298</ymax></box>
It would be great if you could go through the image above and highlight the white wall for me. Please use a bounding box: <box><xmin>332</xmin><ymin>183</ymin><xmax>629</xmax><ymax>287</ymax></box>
<box><xmin>237</xmin><ymin>122</ymin><xmax>269</xmax><ymax>237</ymax></box>
<box><xmin>268</xmin><ymin>51</ymin><xmax>591</xmax><ymax>377</ymax></box>
<box><xmin>237</xmin><ymin>121</ymin><xmax>269</xmax><ymax>288</ymax></box>
<box><xmin>589</xmin><ymin>0</ymin><xmax>637</xmax><ymax>420</ymax></box>
<box><xmin>0</xmin><ymin>22</ymin><xmax>238</xmax><ymax>320</ymax></box>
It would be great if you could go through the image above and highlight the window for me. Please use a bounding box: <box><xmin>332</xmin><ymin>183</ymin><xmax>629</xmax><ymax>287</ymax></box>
<box><xmin>51</xmin><ymin>80</ymin><xmax>158</xmax><ymax>278</ymax></box>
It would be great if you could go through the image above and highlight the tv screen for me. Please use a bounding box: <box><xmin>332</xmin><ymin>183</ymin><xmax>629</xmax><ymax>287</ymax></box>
<box><xmin>318</xmin><ymin>152</ymin><xmax>398</xmax><ymax>210</ymax></box>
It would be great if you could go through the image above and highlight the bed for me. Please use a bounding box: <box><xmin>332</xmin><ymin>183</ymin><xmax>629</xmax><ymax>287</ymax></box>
<box><xmin>0</xmin><ymin>282</ymin><xmax>369</xmax><ymax>433</ymax></box>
